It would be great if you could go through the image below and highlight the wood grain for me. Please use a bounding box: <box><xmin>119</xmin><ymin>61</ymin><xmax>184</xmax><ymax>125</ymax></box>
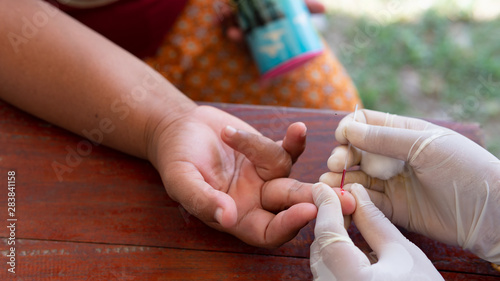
<box><xmin>0</xmin><ymin>239</ymin><xmax>312</xmax><ymax>280</ymax></box>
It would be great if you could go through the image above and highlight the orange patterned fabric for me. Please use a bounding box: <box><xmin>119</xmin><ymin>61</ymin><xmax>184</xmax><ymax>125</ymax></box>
<box><xmin>144</xmin><ymin>0</ymin><xmax>362</xmax><ymax>111</ymax></box>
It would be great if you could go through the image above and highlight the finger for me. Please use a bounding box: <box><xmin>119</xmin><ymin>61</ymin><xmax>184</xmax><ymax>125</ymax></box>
<box><xmin>310</xmin><ymin>183</ymin><xmax>370</xmax><ymax>280</ymax></box>
<box><xmin>261</xmin><ymin>179</ymin><xmax>356</xmax><ymax>215</ymax></box>
<box><xmin>222</xmin><ymin>125</ymin><xmax>291</xmax><ymax>180</ymax></box>
<box><xmin>326</xmin><ymin>145</ymin><xmax>362</xmax><ymax>172</ymax></box>
<box><xmin>335</xmin><ymin>109</ymin><xmax>445</xmax><ymax>161</ymax></box>
<box><xmin>348</xmin><ymin>184</ymin><xmax>410</xmax><ymax>252</ymax></box>
<box><xmin>305</xmin><ymin>0</ymin><xmax>326</xmax><ymax>14</ymax></box>
<box><xmin>347</xmin><ymin>184</ymin><xmax>441</xmax><ymax>279</ymax></box>
<box><xmin>344</xmin><ymin>121</ymin><xmax>446</xmax><ymax>162</ymax></box>
<box><xmin>347</xmin><ymin>109</ymin><xmax>437</xmax><ymax>131</ymax></box>
<box><xmin>237</xmin><ymin>203</ymin><xmax>317</xmax><ymax>248</ymax></box>
<box><xmin>163</xmin><ymin>162</ymin><xmax>238</xmax><ymax>228</ymax></box>
<box><xmin>319</xmin><ymin>170</ymin><xmax>385</xmax><ymax>192</ymax></box>
<box><xmin>335</xmin><ymin>109</ymin><xmax>439</xmax><ymax>144</ymax></box>
<box><xmin>335</xmin><ymin>110</ymin><xmax>367</xmax><ymax>144</ymax></box>
<box><xmin>321</xmin><ymin>178</ymin><xmax>395</xmax><ymax>220</ymax></box>
<box><xmin>281</xmin><ymin>122</ymin><xmax>307</xmax><ymax>164</ymax></box>
<box><xmin>363</xmin><ymin>188</ymin><xmax>394</xmax><ymax>221</ymax></box>
<box><xmin>312</xmin><ymin>183</ymin><xmax>347</xmax><ymax>235</ymax></box>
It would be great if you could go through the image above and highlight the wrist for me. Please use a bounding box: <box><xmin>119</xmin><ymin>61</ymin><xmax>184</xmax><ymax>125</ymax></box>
<box><xmin>143</xmin><ymin>86</ymin><xmax>197</xmax><ymax>168</ymax></box>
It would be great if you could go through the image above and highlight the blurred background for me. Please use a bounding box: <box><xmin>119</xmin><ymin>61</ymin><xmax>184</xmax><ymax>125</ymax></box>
<box><xmin>315</xmin><ymin>0</ymin><xmax>500</xmax><ymax>157</ymax></box>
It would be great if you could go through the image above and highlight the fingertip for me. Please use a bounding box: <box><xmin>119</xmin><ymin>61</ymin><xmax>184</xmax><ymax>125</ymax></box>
<box><xmin>345</xmin><ymin>122</ymin><xmax>369</xmax><ymax>142</ymax></box>
<box><xmin>265</xmin><ymin>203</ymin><xmax>317</xmax><ymax>248</ymax></box>
<box><xmin>311</xmin><ymin>182</ymin><xmax>332</xmax><ymax>204</ymax></box>
<box><xmin>335</xmin><ymin>122</ymin><xmax>349</xmax><ymax>144</ymax></box>
<box><xmin>223</xmin><ymin>125</ymin><xmax>237</xmax><ymax>138</ymax></box>
<box><xmin>285</xmin><ymin>122</ymin><xmax>307</xmax><ymax>140</ymax></box>
<box><xmin>344</xmin><ymin>183</ymin><xmax>371</xmax><ymax>204</ymax></box>
<box><xmin>332</xmin><ymin>188</ymin><xmax>356</xmax><ymax>215</ymax></box>
<box><xmin>291</xmin><ymin>121</ymin><xmax>307</xmax><ymax>137</ymax></box>
<box><xmin>301</xmin><ymin>202</ymin><xmax>319</xmax><ymax>221</ymax></box>
<box><xmin>327</xmin><ymin>149</ymin><xmax>346</xmax><ymax>172</ymax></box>
<box><xmin>318</xmin><ymin>172</ymin><xmax>338</xmax><ymax>188</ymax></box>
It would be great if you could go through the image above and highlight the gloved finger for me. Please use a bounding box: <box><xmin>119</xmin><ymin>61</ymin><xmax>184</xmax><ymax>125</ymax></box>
<box><xmin>362</xmin><ymin>188</ymin><xmax>395</xmax><ymax>222</ymax></box>
<box><xmin>280</xmin><ymin>122</ymin><xmax>307</xmax><ymax>164</ymax></box>
<box><xmin>305</xmin><ymin>0</ymin><xmax>326</xmax><ymax>14</ymax></box>
<box><xmin>347</xmin><ymin>184</ymin><xmax>413</xmax><ymax>253</ymax></box>
<box><xmin>261</xmin><ymin>179</ymin><xmax>356</xmax><ymax>215</ymax></box>
<box><xmin>335</xmin><ymin>109</ymin><xmax>439</xmax><ymax>144</ymax></box>
<box><xmin>343</xmin><ymin>121</ymin><xmax>443</xmax><ymax>162</ymax></box>
<box><xmin>221</xmin><ymin>125</ymin><xmax>292</xmax><ymax>180</ymax></box>
<box><xmin>235</xmin><ymin>202</ymin><xmax>317</xmax><ymax>248</ymax></box>
<box><xmin>335</xmin><ymin>109</ymin><xmax>447</xmax><ymax>161</ymax></box>
<box><xmin>326</xmin><ymin>145</ymin><xmax>362</xmax><ymax>172</ymax></box>
<box><xmin>346</xmin><ymin>184</ymin><xmax>444</xmax><ymax>280</ymax></box>
<box><xmin>319</xmin><ymin>174</ymin><xmax>395</xmax><ymax>225</ymax></box>
<box><xmin>162</xmin><ymin>162</ymin><xmax>238</xmax><ymax>229</ymax></box>
<box><xmin>319</xmin><ymin>170</ymin><xmax>385</xmax><ymax>192</ymax></box>
<box><xmin>311</xmin><ymin>183</ymin><xmax>370</xmax><ymax>280</ymax></box>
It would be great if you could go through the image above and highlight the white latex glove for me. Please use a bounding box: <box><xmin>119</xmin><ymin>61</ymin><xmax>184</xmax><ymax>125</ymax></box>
<box><xmin>310</xmin><ymin>183</ymin><xmax>443</xmax><ymax>281</ymax></box>
<box><xmin>320</xmin><ymin>109</ymin><xmax>500</xmax><ymax>263</ymax></box>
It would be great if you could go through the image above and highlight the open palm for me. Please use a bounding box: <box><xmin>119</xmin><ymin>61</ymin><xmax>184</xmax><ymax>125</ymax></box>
<box><xmin>149</xmin><ymin>105</ymin><xmax>354</xmax><ymax>247</ymax></box>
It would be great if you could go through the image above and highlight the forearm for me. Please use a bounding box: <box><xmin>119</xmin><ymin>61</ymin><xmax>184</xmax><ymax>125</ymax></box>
<box><xmin>0</xmin><ymin>0</ymin><xmax>196</xmax><ymax>159</ymax></box>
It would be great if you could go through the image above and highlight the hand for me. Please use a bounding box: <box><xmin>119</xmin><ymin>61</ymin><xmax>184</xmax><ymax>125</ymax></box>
<box><xmin>311</xmin><ymin>183</ymin><xmax>443</xmax><ymax>280</ymax></box>
<box><xmin>219</xmin><ymin>0</ymin><xmax>326</xmax><ymax>42</ymax></box>
<box><xmin>320</xmin><ymin>109</ymin><xmax>500</xmax><ymax>263</ymax></box>
<box><xmin>148</xmin><ymin>105</ymin><xmax>355</xmax><ymax>248</ymax></box>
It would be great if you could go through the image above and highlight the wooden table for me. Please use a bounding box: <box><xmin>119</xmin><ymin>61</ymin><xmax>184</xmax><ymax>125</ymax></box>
<box><xmin>1</xmin><ymin>101</ymin><xmax>499</xmax><ymax>280</ymax></box>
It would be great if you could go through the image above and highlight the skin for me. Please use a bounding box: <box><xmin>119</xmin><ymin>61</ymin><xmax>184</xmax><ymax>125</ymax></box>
<box><xmin>0</xmin><ymin>0</ymin><xmax>355</xmax><ymax>248</ymax></box>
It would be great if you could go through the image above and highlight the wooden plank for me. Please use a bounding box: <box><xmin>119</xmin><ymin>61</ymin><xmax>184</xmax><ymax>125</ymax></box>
<box><xmin>0</xmin><ymin>238</ymin><xmax>312</xmax><ymax>280</ymax></box>
<box><xmin>441</xmin><ymin>271</ymin><xmax>500</xmax><ymax>281</ymax></box>
<box><xmin>0</xmin><ymin>239</ymin><xmax>496</xmax><ymax>280</ymax></box>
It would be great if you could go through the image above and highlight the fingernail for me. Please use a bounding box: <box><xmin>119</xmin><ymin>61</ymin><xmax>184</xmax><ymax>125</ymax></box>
<box><xmin>301</xmin><ymin>126</ymin><xmax>307</xmax><ymax>138</ymax></box>
<box><xmin>214</xmin><ymin>207</ymin><xmax>223</xmax><ymax>224</ymax></box>
<box><xmin>318</xmin><ymin>173</ymin><xmax>327</xmax><ymax>183</ymax></box>
<box><xmin>312</xmin><ymin>182</ymin><xmax>326</xmax><ymax>194</ymax></box>
<box><xmin>224</xmin><ymin>126</ymin><xmax>237</xmax><ymax>137</ymax></box>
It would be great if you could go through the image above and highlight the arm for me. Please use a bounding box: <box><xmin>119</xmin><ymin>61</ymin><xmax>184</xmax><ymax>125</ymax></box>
<box><xmin>0</xmin><ymin>0</ymin><xmax>196</xmax><ymax>160</ymax></box>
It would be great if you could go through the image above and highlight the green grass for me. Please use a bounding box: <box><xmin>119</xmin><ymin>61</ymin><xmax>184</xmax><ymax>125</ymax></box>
<box><xmin>321</xmin><ymin>5</ymin><xmax>500</xmax><ymax>157</ymax></box>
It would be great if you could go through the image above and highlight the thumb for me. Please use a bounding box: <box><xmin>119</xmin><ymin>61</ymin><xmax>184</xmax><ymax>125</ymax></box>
<box><xmin>310</xmin><ymin>183</ymin><xmax>369</xmax><ymax>280</ymax></box>
<box><xmin>163</xmin><ymin>164</ymin><xmax>237</xmax><ymax>229</ymax></box>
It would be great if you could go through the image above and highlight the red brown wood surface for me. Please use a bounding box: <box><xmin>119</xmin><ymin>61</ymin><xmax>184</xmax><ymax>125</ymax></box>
<box><xmin>0</xmin><ymin>239</ymin><xmax>312</xmax><ymax>280</ymax></box>
<box><xmin>0</xmin><ymin>100</ymin><xmax>498</xmax><ymax>280</ymax></box>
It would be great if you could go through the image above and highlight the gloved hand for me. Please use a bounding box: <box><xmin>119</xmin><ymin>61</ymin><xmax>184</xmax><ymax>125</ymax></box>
<box><xmin>310</xmin><ymin>183</ymin><xmax>443</xmax><ymax>281</ymax></box>
<box><xmin>320</xmin><ymin>109</ymin><xmax>500</xmax><ymax>263</ymax></box>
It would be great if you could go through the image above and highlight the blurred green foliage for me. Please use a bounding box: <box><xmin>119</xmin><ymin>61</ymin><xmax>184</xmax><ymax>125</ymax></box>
<box><xmin>323</xmin><ymin>8</ymin><xmax>500</xmax><ymax>156</ymax></box>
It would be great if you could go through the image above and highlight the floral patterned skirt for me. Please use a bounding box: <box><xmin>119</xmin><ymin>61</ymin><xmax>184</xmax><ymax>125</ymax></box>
<box><xmin>145</xmin><ymin>0</ymin><xmax>362</xmax><ymax>111</ymax></box>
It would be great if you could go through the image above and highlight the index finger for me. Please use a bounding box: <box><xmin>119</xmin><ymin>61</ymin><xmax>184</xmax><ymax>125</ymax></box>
<box><xmin>335</xmin><ymin>110</ymin><xmax>451</xmax><ymax>161</ymax></box>
<box><xmin>310</xmin><ymin>183</ymin><xmax>370</xmax><ymax>280</ymax></box>
<box><xmin>335</xmin><ymin>109</ymin><xmax>439</xmax><ymax>144</ymax></box>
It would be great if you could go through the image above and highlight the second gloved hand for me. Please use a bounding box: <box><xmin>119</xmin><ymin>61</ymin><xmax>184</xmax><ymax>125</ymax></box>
<box><xmin>320</xmin><ymin>109</ymin><xmax>500</xmax><ymax>263</ymax></box>
<box><xmin>310</xmin><ymin>183</ymin><xmax>443</xmax><ymax>281</ymax></box>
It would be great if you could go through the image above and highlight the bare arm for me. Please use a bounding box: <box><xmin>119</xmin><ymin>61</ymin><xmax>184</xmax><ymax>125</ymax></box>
<box><xmin>0</xmin><ymin>0</ymin><xmax>196</xmax><ymax>159</ymax></box>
